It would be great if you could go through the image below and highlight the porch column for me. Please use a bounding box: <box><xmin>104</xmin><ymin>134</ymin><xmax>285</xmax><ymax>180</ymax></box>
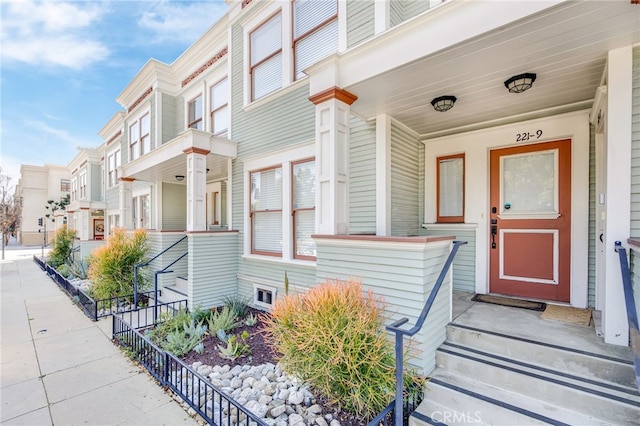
<box><xmin>184</xmin><ymin>147</ymin><xmax>208</xmax><ymax>232</ymax></box>
<box><xmin>310</xmin><ymin>87</ymin><xmax>357</xmax><ymax>235</ymax></box>
<box><xmin>119</xmin><ymin>178</ymin><xmax>134</xmax><ymax>230</ymax></box>
<box><xmin>376</xmin><ymin>114</ymin><xmax>391</xmax><ymax>236</ymax></box>
<box><xmin>77</xmin><ymin>208</ymin><xmax>90</xmax><ymax>240</ymax></box>
<box><xmin>603</xmin><ymin>46</ymin><xmax>632</xmax><ymax>345</ymax></box>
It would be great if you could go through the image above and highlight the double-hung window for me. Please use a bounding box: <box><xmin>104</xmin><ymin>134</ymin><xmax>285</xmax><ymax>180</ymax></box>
<box><xmin>292</xmin><ymin>159</ymin><xmax>316</xmax><ymax>259</ymax></box>
<box><xmin>188</xmin><ymin>95</ymin><xmax>203</xmax><ymax>130</ymax></box>
<box><xmin>129</xmin><ymin>121</ymin><xmax>139</xmax><ymax>161</ymax></box>
<box><xmin>71</xmin><ymin>178</ymin><xmax>78</xmax><ymax>201</ymax></box>
<box><xmin>60</xmin><ymin>179</ymin><xmax>70</xmax><ymax>192</ymax></box>
<box><xmin>436</xmin><ymin>154</ymin><xmax>465</xmax><ymax>223</ymax></box>
<box><xmin>129</xmin><ymin>113</ymin><xmax>150</xmax><ymax>160</ymax></box>
<box><xmin>79</xmin><ymin>173</ymin><xmax>87</xmax><ymax>199</ymax></box>
<box><xmin>250</xmin><ymin>166</ymin><xmax>283</xmax><ymax>256</ymax></box>
<box><xmin>250</xmin><ymin>13</ymin><xmax>282</xmax><ymax>101</ymax></box>
<box><xmin>210</xmin><ymin>78</ymin><xmax>228</xmax><ymax>135</ymax></box>
<box><xmin>293</xmin><ymin>0</ymin><xmax>338</xmax><ymax>80</ymax></box>
<box><xmin>107</xmin><ymin>149</ymin><xmax>121</xmax><ymax>187</ymax></box>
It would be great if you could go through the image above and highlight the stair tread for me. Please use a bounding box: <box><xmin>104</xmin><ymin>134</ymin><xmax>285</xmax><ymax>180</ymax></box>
<box><xmin>163</xmin><ymin>285</ymin><xmax>187</xmax><ymax>296</ymax></box>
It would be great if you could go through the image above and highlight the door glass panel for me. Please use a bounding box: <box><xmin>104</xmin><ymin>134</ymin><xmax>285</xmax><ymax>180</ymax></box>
<box><xmin>502</xmin><ymin>150</ymin><xmax>556</xmax><ymax>214</ymax></box>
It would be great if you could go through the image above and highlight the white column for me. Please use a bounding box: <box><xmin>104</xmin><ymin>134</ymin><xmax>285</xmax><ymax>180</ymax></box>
<box><xmin>603</xmin><ymin>46</ymin><xmax>632</xmax><ymax>345</ymax></box>
<box><xmin>311</xmin><ymin>88</ymin><xmax>357</xmax><ymax>235</ymax></box>
<box><xmin>184</xmin><ymin>148</ymin><xmax>209</xmax><ymax>232</ymax></box>
<box><xmin>376</xmin><ymin>114</ymin><xmax>391</xmax><ymax>236</ymax></box>
<box><xmin>120</xmin><ymin>178</ymin><xmax>134</xmax><ymax>230</ymax></box>
<box><xmin>79</xmin><ymin>209</ymin><xmax>90</xmax><ymax>240</ymax></box>
<box><xmin>374</xmin><ymin>0</ymin><xmax>390</xmax><ymax>35</ymax></box>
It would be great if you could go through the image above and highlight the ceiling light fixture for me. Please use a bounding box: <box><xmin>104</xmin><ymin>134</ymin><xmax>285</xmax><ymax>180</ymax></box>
<box><xmin>504</xmin><ymin>73</ymin><xmax>537</xmax><ymax>93</ymax></box>
<box><xmin>430</xmin><ymin>95</ymin><xmax>457</xmax><ymax>112</ymax></box>
<box><xmin>175</xmin><ymin>175</ymin><xmax>185</xmax><ymax>182</ymax></box>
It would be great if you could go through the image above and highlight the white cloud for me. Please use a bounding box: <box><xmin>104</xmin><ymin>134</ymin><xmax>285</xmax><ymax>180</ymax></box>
<box><xmin>137</xmin><ymin>0</ymin><xmax>227</xmax><ymax>45</ymax></box>
<box><xmin>1</xmin><ymin>0</ymin><xmax>110</xmax><ymax>69</ymax></box>
<box><xmin>24</xmin><ymin>119</ymin><xmax>84</xmax><ymax>149</ymax></box>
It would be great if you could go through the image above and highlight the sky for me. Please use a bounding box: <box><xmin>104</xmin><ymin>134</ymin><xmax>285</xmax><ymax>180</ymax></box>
<box><xmin>0</xmin><ymin>0</ymin><xmax>229</xmax><ymax>190</ymax></box>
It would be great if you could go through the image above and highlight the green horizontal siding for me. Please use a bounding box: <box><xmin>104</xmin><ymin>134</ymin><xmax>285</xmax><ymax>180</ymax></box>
<box><xmin>347</xmin><ymin>0</ymin><xmax>375</xmax><ymax>49</ymax></box>
<box><xmin>189</xmin><ymin>232</ymin><xmax>238</xmax><ymax>310</ymax></box>
<box><xmin>391</xmin><ymin>122</ymin><xmax>420</xmax><ymax>236</ymax></box>
<box><xmin>423</xmin><ymin>228</ymin><xmax>476</xmax><ymax>293</ymax></box>
<box><xmin>402</xmin><ymin>0</ymin><xmax>431</xmax><ymax>22</ymax></box>
<box><xmin>350</xmin><ymin>115</ymin><xmax>376</xmax><ymax>234</ymax></box>
<box><xmin>106</xmin><ymin>187</ymin><xmax>119</xmax><ymax>210</ymax></box>
<box><xmin>162</xmin><ymin>183</ymin><xmax>186</xmax><ymax>231</ymax></box>
<box><xmin>316</xmin><ymin>237</ymin><xmax>454</xmax><ymax>374</ymax></box>
<box><xmin>162</xmin><ymin>92</ymin><xmax>179</xmax><ymax>145</ymax></box>
<box><xmin>146</xmin><ymin>232</ymin><xmax>188</xmax><ymax>290</ymax></box>
<box><xmin>588</xmin><ymin>125</ymin><xmax>596</xmax><ymax>307</ymax></box>
<box><xmin>91</xmin><ymin>164</ymin><xmax>102</xmax><ymax>201</ymax></box>
<box><xmin>631</xmin><ymin>47</ymin><xmax>640</xmax><ymax>239</ymax></box>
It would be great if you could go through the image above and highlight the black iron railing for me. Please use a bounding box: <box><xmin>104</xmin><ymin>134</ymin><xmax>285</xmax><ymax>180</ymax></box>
<box><xmin>134</xmin><ymin>235</ymin><xmax>187</xmax><ymax>309</ymax></box>
<box><xmin>368</xmin><ymin>240</ymin><xmax>467</xmax><ymax>426</ymax></box>
<box><xmin>113</xmin><ymin>313</ymin><xmax>269</xmax><ymax>426</ymax></box>
<box><xmin>614</xmin><ymin>241</ymin><xmax>640</xmax><ymax>391</ymax></box>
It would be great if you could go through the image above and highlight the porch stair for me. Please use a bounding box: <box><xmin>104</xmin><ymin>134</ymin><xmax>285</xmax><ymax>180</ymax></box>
<box><xmin>411</xmin><ymin>322</ymin><xmax>640</xmax><ymax>425</ymax></box>
<box><xmin>157</xmin><ymin>276</ymin><xmax>188</xmax><ymax>304</ymax></box>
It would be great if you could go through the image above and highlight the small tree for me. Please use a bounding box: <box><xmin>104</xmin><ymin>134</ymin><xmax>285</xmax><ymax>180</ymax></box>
<box><xmin>45</xmin><ymin>194</ymin><xmax>70</xmax><ymax>223</ymax></box>
<box><xmin>48</xmin><ymin>225</ymin><xmax>76</xmax><ymax>268</ymax></box>
<box><xmin>0</xmin><ymin>167</ymin><xmax>21</xmax><ymax>249</ymax></box>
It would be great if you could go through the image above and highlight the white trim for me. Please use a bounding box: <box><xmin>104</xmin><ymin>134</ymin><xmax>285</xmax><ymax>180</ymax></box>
<box><xmin>499</xmin><ymin>229</ymin><xmax>559</xmax><ymax>285</ymax></box>
<box><xmin>376</xmin><ymin>114</ymin><xmax>391</xmax><ymax>236</ymax></box>
<box><xmin>374</xmin><ymin>0</ymin><xmax>389</xmax><ymax>35</ymax></box>
<box><xmin>423</xmin><ymin>223</ymin><xmax>478</xmax><ymax>231</ymax></box>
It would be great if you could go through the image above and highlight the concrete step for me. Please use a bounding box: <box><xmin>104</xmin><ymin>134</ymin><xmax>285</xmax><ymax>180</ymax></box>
<box><xmin>428</xmin><ymin>341</ymin><xmax>640</xmax><ymax>425</ymax></box>
<box><xmin>412</xmin><ymin>371</ymin><xmax>603</xmax><ymax>426</ymax></box>
<box><xmin>154</xmin><ymin>277</ymin><xmax>188</xmax><ymax>304</ymax></box>
<box><xmin>447</xmin><ymin>323</ymin><xmax>637</xmax><ymax>389</ymax></box>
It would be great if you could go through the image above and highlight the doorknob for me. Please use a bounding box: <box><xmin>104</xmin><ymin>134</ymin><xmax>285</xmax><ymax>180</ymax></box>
<box><xmin>491</xmin><ymin>219</ymin><xmax>497</xmax><ymax>249</ymax></box>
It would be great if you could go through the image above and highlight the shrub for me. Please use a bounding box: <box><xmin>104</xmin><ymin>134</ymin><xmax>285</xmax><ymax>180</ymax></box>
<box><xmin>162</xmin><ymin>319</ymin><xmax>207</xmax><ymax>356</ymax></box>
<box><xmin>223</xmin><ymin>293</ymin><xmax>252</xmax><ymax>318</ymax></box>
<box><xmin>147</xmin><ymin>309</ymin><xmax>193</xmax><ymax>344</ymax></box>
<box><xmin>48</xmin><ymin>225</ymin><xmax>76</xmax><ymax>268</ymax></box>
<box><xmin>207</xmin><ymin>306</ymin><xmax>241</xmax><ymax>334</ymax></box>
<box><xmin>88</xmin><ymin>228</ymin><xmax>149</xmax><ymax>300</ymax></box>
<box><xmin>264</xmin><ymin>278</ymin><xmax>423</xmax><ymax>419</ymax></box>
<box><xmin>57</xmin><ymin>263</ymin><xmax>70</xmax><ymax>278</ymax></box>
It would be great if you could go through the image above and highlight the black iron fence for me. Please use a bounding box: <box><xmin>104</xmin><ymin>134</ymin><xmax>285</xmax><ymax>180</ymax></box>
<box><xmin>113</xmin><ymin>312</ymin><xmax>269</xmax><ymax>426</ymax></box>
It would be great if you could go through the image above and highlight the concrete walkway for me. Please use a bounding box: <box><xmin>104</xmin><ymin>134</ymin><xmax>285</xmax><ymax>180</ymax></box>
<box><xmin>0</xmin><ymin>245</ymin><xmax>198</xmax><ymax>425</ymax></box>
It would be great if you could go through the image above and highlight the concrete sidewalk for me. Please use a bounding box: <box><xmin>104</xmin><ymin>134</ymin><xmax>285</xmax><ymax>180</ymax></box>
<box><xmin>0</xmin><ymin>254</ymin><xmax>198</xmax><ymax>425</ymax></box>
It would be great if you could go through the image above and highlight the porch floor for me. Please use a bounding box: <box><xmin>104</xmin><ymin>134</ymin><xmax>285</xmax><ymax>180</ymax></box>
<box><xmin>451</xmin><ymin>291</ymin><xmax>633</xmax><ymax>362</ymax></box>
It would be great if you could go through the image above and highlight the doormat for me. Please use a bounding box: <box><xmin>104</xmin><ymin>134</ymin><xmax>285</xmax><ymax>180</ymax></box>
<box><xmin>471</xmin><ymin>294</ymin><xmax>547</xmax><ymax>311</ymax></box>
<box><xmin>541</xmin><ymin>304</ymin><xmax>592</xmax><ymax>327</ymax></box>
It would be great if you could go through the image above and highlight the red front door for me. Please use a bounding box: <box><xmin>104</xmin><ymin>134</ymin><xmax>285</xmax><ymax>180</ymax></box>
<box><xmin>489</xmin><ymin>139</ymin><xmax>571</xmax><ymax>302</ymax></box>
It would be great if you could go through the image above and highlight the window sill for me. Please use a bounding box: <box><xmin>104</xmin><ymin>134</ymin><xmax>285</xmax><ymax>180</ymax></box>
<box><xmin>422</xmin><ymin>223</ymin><xmax>478</xmax><ymax>231</ymax></box>
<box><xmin>243</xmin><ymin>77</ymin><xmax>308</xmax><ymax>113</ymax></box>
<box><xmin>242</xmin><ymin>253</ymin><xmax>316</xmax><ymax>269</ymax></box>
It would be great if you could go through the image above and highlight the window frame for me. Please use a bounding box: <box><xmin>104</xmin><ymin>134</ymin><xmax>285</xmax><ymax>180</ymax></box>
<box><xmin>79</xmin><ymin>172</ymin><xmax>87</xmax><ymax>199</ymax></box>
<box><xmin>436</xmin><ymin>153</ymin><xmax>465</xmax><ymax>223</ymax></box>
<box><xmin>209</xmin><ymin>77</ymin><xmax>228</xmax><ymax>135</ymax></box>
<box><xmin>60</xmin><ymin>179</ymin><xmax>70</xmax><ymax>192</ymax></box>
<box><xmin>107</xmin><ymin>149</ymin><xmax>121</xmax><ymax>188</ymax></box>
<box><xmin>291</xmin><ymin>157</ymin><xmax>316</xmax><ymax>261</ymax></box>
<box><xmin>249</xmin><ymin>11</ymin><xmax>283</xmax><ymax>102</ymax></box>
<box><xmin>291</xmin><ymin>0</ymin><xmax>338</xmax><ymax>81</ymax></box>
<box><xmin>250</xmin><ymin>165</ymin><xmax>284</xmax><ymax>257</ymax></box>
<box><xmin>187</xmin><ymin>94</ymin><xmax>203</xmax><ymax>130</ymax></box>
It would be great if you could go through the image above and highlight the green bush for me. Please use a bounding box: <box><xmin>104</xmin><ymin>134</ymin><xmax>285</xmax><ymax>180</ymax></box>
<box><xmin>223</xmin><ymin>293</ymin><xmax>252</xmax><ymax>318</ymax></box>
<box><xmin>264</xmin><ymin>278</ymin><xmax>424</xmax><ymax>419</ymax></box>
<box><xmin>48</xmin><ymin>225</ymin><xmax>76</xmax><ymax>268</ymax></box>
<box><xmin>207</xmin><ymin>306</ymin><xmax>241</xmax><ymax>334</ymax></box>
<box><xmin>57</xmin><ymin>263</ymin><xmax>70</xmax><ymax>278</ymax></box>
<box><xmin>88</xmin><ymin>228</ymin><xmax>149</xmax><ymax>299</ymax></box>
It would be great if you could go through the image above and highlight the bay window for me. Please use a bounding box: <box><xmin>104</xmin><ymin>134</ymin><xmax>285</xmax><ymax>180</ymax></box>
<box><xmin>188</xmin><ymin>95</ymin><xmax>203</xmax><ymax>130</ymax></box>
<box><xmin>293</xmin><ymin>0</ymin><xmax>338</xmax><ymax>80</ymax></box>
<box><xmin>210</xmin><ymin>78</ymin><xmax>228</xmax><ymax>135</ymax></box>
<box><xmin>250</xmin><ymin>13</ymin><xmax>282</xmax><ymax>101</ymax></box>
<box><xmin>250</xmin><ymin>166</ymin><xmax>283</xmax><ymax>256</ymax></box>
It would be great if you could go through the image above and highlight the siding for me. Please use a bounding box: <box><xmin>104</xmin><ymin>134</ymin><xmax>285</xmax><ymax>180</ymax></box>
<box><xmin>91</xmin><ymin>164</ymin><xmax>102</xmax><ymax>201</ymax></box>
<box><xmin>106</xmin><ymin>187</ymin><xmax>119</xmax><ymax>210</ymax></box>
<box><xmin>162</xmin><ymin>182</ymin><xmax>187</xmax><ymax>231</ymax></box>
<box><xmin>315</xmin><ymin>237</ymin><xmax>454</xmax><ymax>374</ymax></box>
<box><xmin>631</xmin><ymin>46</ymin><xmax>640</xmax><ymax>238</ymax></box>
<box><xmin>146</xmin><ymin>231</ymin><xmax>188</xmax><ymax>290</ymax></box>
<box><xmin>390</xmin><ymin>0</ymin><xmax>403</xmax><ymax>27</ymax></box>
<box><xmin>162</xmin><ymin>92</ymin><xmax>179</xmax><ymax>145</ymax></box>
<box><xmin>350</xmin><ymin>115</ymin><xmax>376</xmax><ymax>234</ymax></box>
<box><xmin>391</xmin><ymin>122</ymin><xmax>420</xmax><ymax>236</ymax></box>
<box><xmin>588</xmin><ymin>124</ymin><xmax>596</xmax><ymax>307</ymax></box>
<box><xmin>402</xmin><ymin>0</ymin><xmax>431</xmax><ymax>22</ymax></box>
<box><xmin>189</xmin><ymin>232</ymin><xmax>238</xmax><ymax>309</ymax></box>
<box><xmin>423</xmin><ymin>227</ymin><xmax>476</xmax><ymax>293</ymax></box>
<box><xmin>631</xmin><ymin>249</ymin><xmax>640</xmax><ymax>326</ymax></box>
<box><xmin>347</xmin><ymin>0</ymin><xmax>375</xmax><ymax>49</ymax></box>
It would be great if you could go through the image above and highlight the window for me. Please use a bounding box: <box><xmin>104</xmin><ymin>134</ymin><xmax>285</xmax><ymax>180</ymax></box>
<box><xmin>129</xmin><ymin>113</ymin><xmax>150</xmax><ymax>160</ymax></box>
<box><xmin>60</xmin><ymin>179</ymin><xmax>70</xmax><ymax>192</ymax></box>
<box><xmin>132</xmin><ymin>194</ymin><xmax>150</xmax><ymax>229</ymax></box>
<box><xmin>107</xmin><ymin>149</ymin><xmax>121</xmax><ymax>187</ymax></box>
<box><xmin>436</xmin><ymin>154</ymin><xmax>464</xmax><ymax>223</ymax></box>
<box><xmin>250</xmin><ymin>166</ymin><xmax>283</xmax><ymax>256</ymax></box>
<box><xmin>293</xmin><ymin>0</ymin><xmax>338</xmax><ymax>80</ymax></box>
<box><xmin>71</xmin><ymin>178</ymin><xmax>78</xmax><ymax>201</ymax></box>
<box><xmin>210</xmin><ymin>78</ymin><xmax>228</xmax><ymax>135</ymax></box>
<box><xmin>108</xmin><ymin>214</ymin><xmax>120</xmax><ymax>235</ymax></box>
<box><xmin>292</xmin><ymin>159</ymin><xmax>315</xmax><ymax>259</ymax></box>
<box><xmin>79</xmin><ymin>173</ymin><xmax>87</xmax><ymax>199</ymax></box>
<box><xmin>250</xmin><ymin>13</ymin><xmax>282</xmax><ymax>101</ymax></box>
<box><xmin>188</xmin><ymin>95</ymin><xmax>203</xmax><ymax>130</ymax></box>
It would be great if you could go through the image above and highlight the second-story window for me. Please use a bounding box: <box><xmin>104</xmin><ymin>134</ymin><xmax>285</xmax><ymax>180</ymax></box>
<box><xmin>250</xmin><ymin>12</ymin><xmax>282</xmax><ymax>101</ymax></box>
<box><xmin>71</xmin><ymin>178</ymin><xmax>78</xmax><ymax>201</ymax></box>
<box><xmin>129</xmin><ymin>113</ymin><xmax>150</xmax><ymax>160</ymax></box>
<box><xmin>210</xmin><ymin>78</ymin><xmax>228</xmax><ymax>135</ymax></box>
<box><xmin>107</xmin><ymin>149</ymin><xmax>121</xmax><ymax>188</ymax></box>
<box><xmin>188</xmin><ymin>95</ymin><xmax>203</xmax><ymax>130</ymax></box>
<box><xmin>293</xmin><ymin>0</ymin><xmax>338</xmax><ymax>80</ymax></box>
<box><xmin>79</xmin><ymin>172</ymin><xmax>87</xmax><ymax>199</ymax></box>
<box><xmin>60</xmin><ymin>179</ymin><xmax>70</xmax><ymax>192</ymax></box>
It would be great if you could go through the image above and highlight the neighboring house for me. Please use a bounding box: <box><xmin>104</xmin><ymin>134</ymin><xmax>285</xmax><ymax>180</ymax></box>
<box><xmin>17</xmin><ymin>164</ymin><xmax>70</xmax><ymax>246</ymax></box>
<box><xmin>28</xmin><ymin>0</ymin><xmax>640</xmax><ymax>411</ymax></box>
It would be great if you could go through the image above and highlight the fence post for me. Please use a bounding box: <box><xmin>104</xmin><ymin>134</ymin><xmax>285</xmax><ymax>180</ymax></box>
<box><xmin>164</xmin><ymin>351</ymin><xmax>170</xmax><ymax>387</ymax></box>
<box><xmin>134</xmin><ymin>264</ymin><xmax>139</xmax><ymax>310</ymax></box>
<box><xmin>394</xmin><ymin>332</ymin><xmax>404</xmax><ymax>426</ymax></box>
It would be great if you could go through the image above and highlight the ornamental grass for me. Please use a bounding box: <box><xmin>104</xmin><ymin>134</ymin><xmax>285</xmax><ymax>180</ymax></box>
<box><xmin>264</xmin><ymin>278</ymin><xmax>423</xmax><ymax>419</ymax></box>
<box><xmin>88</xmin><ymin>228</ymin><xmax>149</xmax><ymax>300</ymax></box>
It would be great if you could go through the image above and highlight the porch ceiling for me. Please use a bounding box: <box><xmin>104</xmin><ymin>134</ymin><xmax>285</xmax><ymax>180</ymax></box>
<box><xmin>125</xmin><ymin>154</ymin><xmax>229</xmax><ymax>184</ymax></box>
<box><xmin>346</xmin><ymin>1</ymin><xmax>640</xmax><ymax>139</ymax></box>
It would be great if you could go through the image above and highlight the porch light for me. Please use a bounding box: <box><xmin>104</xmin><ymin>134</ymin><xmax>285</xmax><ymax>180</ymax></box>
<box><xmin>431</xmin><ymin>95</ymin><xmax>457</xmax><ymax>112</ymax></box>
<box><xmin>504</xmin><ymin>73</ymin><xmax>537</xmax><ymax>93</ymax></box>
<box><xmin>175</xmin><ymin>175</ymin><xmax>185</xmax><ymax>182</ymax></box>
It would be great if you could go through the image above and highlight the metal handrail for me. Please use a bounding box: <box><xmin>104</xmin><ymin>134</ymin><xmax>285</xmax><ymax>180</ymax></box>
<box><xmin>384</xmin><ymin>240</ymin><xmax>467</xmax><ymax>426</ymax></box>
<box><xmin>134</xmin><ymin>235</ymin><xmax>187</xmax><ymax>308</ymax></box>
<box><xmin>614</xmin><ymin>241</ymin><xmax>640</xmax><ymax>391</ymax></box>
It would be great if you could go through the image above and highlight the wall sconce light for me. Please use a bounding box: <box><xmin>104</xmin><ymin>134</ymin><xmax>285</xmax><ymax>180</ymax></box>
<box><xmin>175</xmin><ymin>175</ymin><xmax>185</xmax><ymax>182</ymax></box>
<box><xmin>206</xmin><ymin>168</ymin><xmax>210</xmax><ymax>174</ymax></box>
<box><xmin>504</xmin><ymin>73</ymin><xmax>537</xmax><ymax>93</ymax></box>
<box><xmin>431</xmin><ymin>95</ymin><xmax>457</xmax><ymax>112</ymax></box>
